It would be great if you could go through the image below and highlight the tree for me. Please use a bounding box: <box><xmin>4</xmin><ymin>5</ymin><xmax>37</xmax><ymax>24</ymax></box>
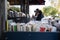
<box><xmin>42</xmin><ymin>6</ymin><xmax>58</xmax><ymax>17</ymax></box>
<box><xmin>10</xmin><ymin>7</ymin><xmax>20</xmax><ymax>12</ymax></box>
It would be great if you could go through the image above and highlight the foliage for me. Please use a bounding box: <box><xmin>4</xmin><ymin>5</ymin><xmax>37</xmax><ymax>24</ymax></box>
<box><xmin>10</xmin><ymin>7</ymin><xmax>20</xmax><ymax>12</ymax></box>
<box><xmin>42</xmin><ymin>6</ymin><xmax>58</xmax><ymax>17</ymax></box>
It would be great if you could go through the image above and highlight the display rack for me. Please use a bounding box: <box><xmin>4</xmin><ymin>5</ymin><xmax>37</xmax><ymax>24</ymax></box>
<box><xmin>8</xmin><ymin>17</ymin><xmax>27</xmax><ymax>23</ymax></box>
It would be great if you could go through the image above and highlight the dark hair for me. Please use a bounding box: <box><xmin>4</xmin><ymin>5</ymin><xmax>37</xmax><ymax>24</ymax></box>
<box><xmin>34</xmin><ymin>9</ymin><xmax>42</xmax><ymax>13</ymax></box>
<box><xmin>34</xmin><ymin>9</ymin><xmax>40</xmax><ymax>12</ymax></box>
<box><xmin>39</xmin><ymin>10</ymin><xmax>42</xmax><ymax>14</ymax></box>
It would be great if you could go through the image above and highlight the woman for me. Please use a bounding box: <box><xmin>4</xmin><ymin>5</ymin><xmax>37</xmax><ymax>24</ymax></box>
<box><xmin>34</xmin><ymin>9</ymin><xmax>44</xmax><ymax>21</ymax></box>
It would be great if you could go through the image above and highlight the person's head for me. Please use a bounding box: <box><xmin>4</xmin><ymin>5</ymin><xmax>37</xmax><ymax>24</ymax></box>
<box><xmin>34</xmin><ymin>9</ymin><xmax>43</xmax><ymax>16</ymax></box>
<box><xmin>34</xmin><ymin>9</ymin><xmax>40</xmax><ymax>16</ymax></box>
<box><xmin>34</xmin><ymin>9</ymin><xmax>40</xmax><ymax>13</ymax></box>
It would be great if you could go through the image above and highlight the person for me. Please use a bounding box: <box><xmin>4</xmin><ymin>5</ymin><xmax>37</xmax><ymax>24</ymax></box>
<box><xmin>34</xmin><ymin>9</ymin><xmax>44</xmax><ymax>21</ymax></box>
